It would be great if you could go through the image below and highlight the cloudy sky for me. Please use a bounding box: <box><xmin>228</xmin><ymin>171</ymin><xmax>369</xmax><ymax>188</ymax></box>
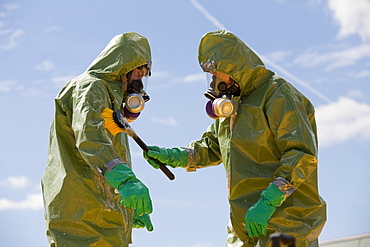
<box><xmin>0</xmin><ymin>0</ymin><xmax>369</xmax><ymax>246</ymax></box>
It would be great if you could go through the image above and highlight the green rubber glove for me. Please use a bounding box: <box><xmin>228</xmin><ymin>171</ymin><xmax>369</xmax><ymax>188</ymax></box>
<box><xmin>104</xmin><ymin>163</ymin><xmax>153</xmax><ymax>216</ymax></box>
<box><xmin>245</xmin><ymin>183</ymin><xmax>286</xmax><ymax>238</ymax></box>
<box><xmin>133</xmin><ymin>210</ymin><xmax>154</xmax><ymax>231</ymax></box>
<box><xmin>143</xmin><ymin>146</ymin><xmax>188</xmax><ymax>169</ymax></box>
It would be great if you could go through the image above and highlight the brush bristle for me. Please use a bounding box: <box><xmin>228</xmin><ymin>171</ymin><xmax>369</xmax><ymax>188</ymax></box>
<box><xmin>101</xmin><ymin>108</ymin><xmax>123</xmax><ymax>136</ymax></box>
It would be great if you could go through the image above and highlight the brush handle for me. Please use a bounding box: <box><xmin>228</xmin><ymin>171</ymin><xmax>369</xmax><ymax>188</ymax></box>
<box><xmin>111</xmin><ymin>109</ymin><xmax>175</xmax><ymax>180</ymax></box>
<box><xmin>133</xmin><ymin>136</ymin><xmax>175</xmax><ymax>181</ymax></box>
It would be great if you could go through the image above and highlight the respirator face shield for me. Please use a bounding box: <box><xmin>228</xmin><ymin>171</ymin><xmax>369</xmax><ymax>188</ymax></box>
<box><xmin>204</xmin><ymin>73</ymin><xmax>240</xmax><ymax>119</ymax></box>
<box><xmin>123</xmin><ymin>65</ymin><xmax>151</xmax><ymax>122</ymax></box>
<box><xmin>204</xmin><ymin>73</ymin><xmax>229</xmax><ymax>100</ymax></box>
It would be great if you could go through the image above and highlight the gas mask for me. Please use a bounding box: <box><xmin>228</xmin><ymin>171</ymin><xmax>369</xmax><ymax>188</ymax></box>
<box><xmin>123</xmin><ymin>67</ymin><xmax>150</xmax><ymax>122</ymax></box>
<box><xmin>204</xmin><ymin>74</ymin><xmax>240</xmax><ymax>119</ymax></box>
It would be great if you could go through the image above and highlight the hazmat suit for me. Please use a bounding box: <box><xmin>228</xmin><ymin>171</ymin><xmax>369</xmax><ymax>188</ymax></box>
<box><xmin>42</xmin><ymin>32</ymin><xmax>153</xmax><ymax>247</ymax></box>
<box><xmin>144</xmin><ymin>30</ymin><xmax>327</xmax><ymax>247</ymax></box>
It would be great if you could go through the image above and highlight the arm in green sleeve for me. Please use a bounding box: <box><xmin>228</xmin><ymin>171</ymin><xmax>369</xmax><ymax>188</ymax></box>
<box><xmin>143</xmin><ymin>122</ymin><xmax>222</xmax><ymax>172</ymax></box>
<box><xmin>185</xmin><ymin>122</ymin><xmax>223</xmax><ymax>171</ymax></box>
<box><xmin>245</xmin><ymin>178</ymin><xmax>292</xmax><ymax>238</ymax></box>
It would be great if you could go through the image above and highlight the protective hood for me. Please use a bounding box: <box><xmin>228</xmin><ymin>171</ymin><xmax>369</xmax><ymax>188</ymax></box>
<box><xmin>87</xmin><ymin>32</ymin><xmax>152</xmax><ymax>81</ymax></box>
<box><xmin>198</xmin><ymin>30</ymin><xmax>271</xmax><ymax>95</ymax></box>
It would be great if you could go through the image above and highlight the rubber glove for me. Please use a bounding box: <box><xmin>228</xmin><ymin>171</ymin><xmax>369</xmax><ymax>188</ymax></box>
<box><xmin>104</xmin><ymin>163</ymin><xmax>153</xmax><ymax>216</ymax></box>
<box><xmin>133</xmin><ymin>210</ymin><xmax>154</xmax><ymax>231</ymax></box>
<box><xmin>245</xmin><ymin>183</ymin><xmax>286</xmax><ymax>238</ymax></box>
<box><xmin>143</xmin><ymin>146</ymin><xmax>188</xmax><ymax>169</ymax></box>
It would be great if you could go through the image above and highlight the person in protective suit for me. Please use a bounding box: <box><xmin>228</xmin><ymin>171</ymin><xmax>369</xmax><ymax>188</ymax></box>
<box><xmin>144</xmin><ymin>30</ymin><xmax>327</xmax><ymax>247</ymax></box>
<box><xmin>42</xmin><ymin>32</ymin><xmax>154</xmax><ymax>247</ymax></box>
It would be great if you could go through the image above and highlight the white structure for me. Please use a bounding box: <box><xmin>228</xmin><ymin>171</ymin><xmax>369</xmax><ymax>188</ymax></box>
<box><xmin>320</xmin><ymin>233</ymin><xmax>370</xmax><ymax>247</ymax></box>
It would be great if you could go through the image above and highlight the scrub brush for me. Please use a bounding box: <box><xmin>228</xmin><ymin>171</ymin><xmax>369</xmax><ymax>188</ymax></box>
<box><xmin>101</xmin><ymin>107</ymin><xmax>136</xmax><ymax>137</ymax></box>
<box><xmin>101</xmin><ymin>107</ymin><xmax>175</xmax><ymax>180</ymax></box>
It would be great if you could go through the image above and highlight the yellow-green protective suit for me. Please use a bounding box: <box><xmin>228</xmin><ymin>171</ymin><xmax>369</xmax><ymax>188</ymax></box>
<box><xmin>41</xmin><ymin>33</ymin><xmax>152</xmax><ymax>247</ymax></box>
<box><xmin>185</xmin><ymin>30</ymin><xmax>326</xmax><ymax>247</ymax></box>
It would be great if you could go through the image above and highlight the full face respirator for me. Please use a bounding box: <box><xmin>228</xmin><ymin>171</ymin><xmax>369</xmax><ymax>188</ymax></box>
<box><xmin>123</xmin><ymin>66</ymin><xmax>150</xmax><ymax>122</ymax></box>
<box><xmin>204</xmin><ymin>74</ymin><xmax>240</xmax><ymax>119</ymax></box>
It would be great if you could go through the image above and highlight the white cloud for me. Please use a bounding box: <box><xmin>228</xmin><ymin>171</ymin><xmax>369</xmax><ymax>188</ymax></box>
<box><xmin>292</xmin><ymin>0</ymin><xmax>370</xmax><ymax>70</ymax></box>
<box><xmin>0</xmin><ymin>176</ymin><xmax>29</xmax><ymax>188</ymax></box>
<box><xmin>175</xmin><ymin>73</ymin><xmax>205</xmax><ymax>83</ymax></box>
<box><xmin>18</xmin><ymin>87</ymin><xmax>45</xmax><ymax>97</ymax></box>
<box><xmin>43</xmin><ymin>25</ymin><xmax>62</xmax><ymax>33</ymax></box>
<box><xmin>0</xmin><ymin>3</ymin><xmax>19</xmax><ymax>17</ymax></box>
<box><xmin>0</xmin><ymin>28</ymin><xmax>24</xmax><ymax>51</ymax></box>
<box><xmin>0</xmin><ymin>4</ymin><xmax>23</xmax><ymax>51</ymax></box>
<box><xmin>265</xmin><ymin>50</ymin><xmax>293</xmax><ymax>63</ymax></box>
<box><xmin>151</xmin><ymin>70</ymin><xmax>170</xmax><ymax>78</ymax></box>
<box><xmin>346</xmin><ymin>70</ymin><xmax>370</xmax><ymax>78</ymax></box>
<box><xmin>0</xmin><ymin>80</ymin><xmax>45</xmax><ymax>96</ymax></box>
<box><xmin>3</xmin><ymin>3</ymin><xmax>20</xmax><ymax>11</ymax></box>
<box><xmin>190</xmin><ymin>243</ymin><xmax>213</xmax><ymax>247</ymax></box>
<box><xmin>0</xmin><ymin>80</ymin><xmax>17</xmax><ymax>92</ymax></box>
<box><xmin>316</xmin><ymin>97</ymin><xmax>370</xmax><ymax>147</ymax></box>
<box><xmin>347</xmin><ymin>90</ymin><xmax>366</xmax><ymax>101</ymax></box>
<box><xmin>294</xmin><ymin>43</ymin><xmax>370</xmax><ymax>70</ymax></box>
<box><xmin>35</xmin><ymin>60</ymin><xmax>55</xmax><ymax>72</ymax></box>
<box><xmin>273</xmin><ymin>0</ymin><xmax>288</xmax><ymax>3</ymax></box>
<box><xmin>0</xmin><ymin>72</ymin><xmax>75</xmax><ymax>96</ymax></box>
<box><xmin>0</xmin><ymin>176</ymin><xmax>43</xmax><ymax>211</ymax></box>
<box><xmin>149</xmin><ymin>71</ymin><xmax>204</xmax><ymax>90</ymax></box>
<box><xmin>0</xmin><ymin>13</ymin><xmax>5</xmax><ymax>18</ymax></box>
<box><xmin>0</xmin><ymin>193</ymin><xmax>43</xmax><ymax>210</ymax></box>
<box><xmin>328</xmin><ymin>0</ymin><xmax>370</xmax><ymax>41</ymax></box>
<box><xmin>51</xmin><ymin>73</ymin><xmax>77</xmax><ymax>87</ymax></box>
<box><xmin>151</xmin><ymin>116</ymin><xmax>178</xmax><ymax>127</ymax></box>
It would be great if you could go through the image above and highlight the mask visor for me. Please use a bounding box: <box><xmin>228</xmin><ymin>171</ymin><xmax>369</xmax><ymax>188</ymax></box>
<box><xmin>204</xmin><ymin>73</ymin><xmax>224</xmax><ymax>100</ymax></box>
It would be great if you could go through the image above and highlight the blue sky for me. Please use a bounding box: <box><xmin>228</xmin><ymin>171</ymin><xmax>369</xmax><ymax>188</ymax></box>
<box><xmin>0</xmin><ymin>0</ymin><xmax>369</xmax><ymax>246</ymax></box>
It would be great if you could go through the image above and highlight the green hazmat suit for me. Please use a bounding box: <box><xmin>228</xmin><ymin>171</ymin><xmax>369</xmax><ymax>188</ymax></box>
<box><xmin>184</xmin><ymin>30</ymin><xmax>326</xmax><ymax>246</ymax></box>
<box><xmin>41</xmin><ymin>32</ymin><xmax>152</xmax><ymax>247</ymax></box>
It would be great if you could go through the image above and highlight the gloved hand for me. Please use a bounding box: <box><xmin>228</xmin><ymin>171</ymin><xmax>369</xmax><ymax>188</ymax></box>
<box><xmin>133</xmin><ymin>210</ymin><xmax>154</xmax><ymax>231</ymax></box>
<box><xmin>104</xmin><ymin>163</ymin><xmax>153</xmax><ymax>216</ymax></box>
<box><xmin>245</xmin><ymin>183</ymin><xmax>286</xmax><ymax>238</ymax></box>
<box><xmin>143</xmin><ymin>146</ymin><xmax>188</xmax><ymax>169</ymax></box>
